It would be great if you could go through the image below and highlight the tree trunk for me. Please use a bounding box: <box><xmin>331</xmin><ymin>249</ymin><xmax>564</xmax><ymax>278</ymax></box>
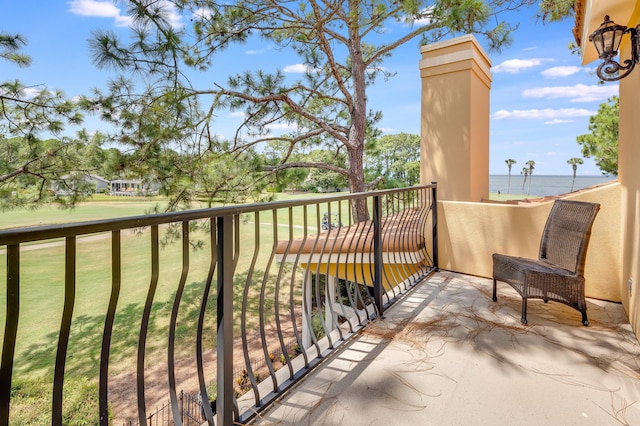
<box><xmin>347</xmin><ymin>3</ymin><xmax>369</xmax><ymax>223</ymax></box>
<box><xmin>348</xmin><ymin>145</ymin><xmax>369</xmax><ymax>222</ymax></box>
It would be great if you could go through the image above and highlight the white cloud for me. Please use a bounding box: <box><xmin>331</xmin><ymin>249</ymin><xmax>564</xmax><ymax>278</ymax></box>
<box><xmin>523</xmin><ymin>83</ymin><xmax>618</xmax><ymax>102</ymax></box>
<box><xmin>283</xmin><ymin>64</ymin><xmax>310</xmax><ymax>73</ymax></box>
<box><xmin>0</xmin><ymin>86</ymin><xmax>54</xmax><ymax>99</ymax></box>
<box><xmin>22</xmin><ymin>87</ymin><xmax>44</xmax><ymax>98</ymax></box>
<box><xmin>411</xmin><ymin>16</ymin><xmax>434</xmax><ymax>26</ymax></box>
<box><xmin>541</xmin><ymin>66</ymin><xmax>582</xmax><ymax>78</ymax></box>
<box><xmin>161</xmin><ymin>3</ymin><xmax>183</xmax><ymax>29</ymax></box>
<box><xmin>68</xmin><ymin>0</ymin><xmax>120</xmax><ymax>17</ymax></box>
<box><xmin>245</xmin><ymin>45</ymin><xmax>273</xmax><ymax>55</ymax></box>
<box><xmin>367</xmin><ymin>66</ymin><xmax>387</xmax><ymax>73</ymax></box>
<box><xmin>492</xmin><ymin>58</ymin><xmax>549</xmax><ymax>74</ymax></box>
<box><xmin>68</xmin><ymin>0</ymin><xmax>132</xmax><ymax>26</ymax></box>
<box><xmin>68</xmin><ymin>0</ymin><xmax>182</xmax><ymax>28</ymax></box>
<box><xmin>193</xmin><ymin>7</ymin><xmax>212</xmax><ymax>19</ymax></box>
<box><xmin>492</xmin><ymin>108</ymin><xmax>595</xmax><ymax>120</ymax></box>
<box><xmin>229</xmin><ymin>111</ymin><xmax>245</xmax><ymax>118</ymax></box>
<box><xmin>403</xmin><ymin>7</ymin><xmax>435</xmax><ymax>26</ymax></box>
<box><xmin>545</xmin><ymin>119</ymin><xmax>574</xmax><ymax>124</ymax></box>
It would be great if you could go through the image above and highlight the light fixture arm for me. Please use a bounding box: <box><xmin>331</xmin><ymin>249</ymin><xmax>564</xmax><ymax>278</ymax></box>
<box><xmin>590</xmin><ymin>16</ymin><xmax>640</xmax><ymax>82</ymax></box>
<box><xmin>596</xmin><ymin>26</ymin><xmax>639</xmax><ymax>81</ymax></box>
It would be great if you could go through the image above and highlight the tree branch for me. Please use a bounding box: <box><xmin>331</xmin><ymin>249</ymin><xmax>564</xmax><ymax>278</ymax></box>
<box><xmin>263</xmin><ymin>161</ymin><xmax>349</xmax><ymax>177</ymax></box>
<box><xmin>211</xmin><ymin>85</ymin><xmax>351</xmax><ymax>146</ymax></box>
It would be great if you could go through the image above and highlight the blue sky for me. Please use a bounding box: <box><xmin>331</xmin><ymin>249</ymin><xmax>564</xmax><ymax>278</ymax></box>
<box><xmin>1</xmin><ymin>1</ymin><xmax>619</xmax><ymax>176</ymax></box>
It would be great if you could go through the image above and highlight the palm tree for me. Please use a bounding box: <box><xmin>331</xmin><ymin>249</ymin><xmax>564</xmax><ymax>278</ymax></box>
<box><xmin>525</xmin><ymin>160</ymin><xmax>535</xmax><ymax>195</ymax></box>
<box><xmin>567</xmin><ymin>157</ymin><xmax>584</xmax><ymax>192</ymax></box>
<box><xmin>520</xmin><ymin>167</ymin><xmax>529</xmax><ymax>195</ymax></box>
<box><xmin>505</xmin><ymin>159</ymin><xmax>517</xmax><ymax>194</ymax></box>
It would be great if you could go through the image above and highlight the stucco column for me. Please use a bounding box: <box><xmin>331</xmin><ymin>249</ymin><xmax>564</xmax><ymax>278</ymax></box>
<box><xmin>618</xmin><ymin>33</ymin><xmax>640</xmax><ymax>326</ymax></box>
<box><xmin>419</xmin><ymin>34</ymin><xmax>491</xmax><ymax>201</ymax></box>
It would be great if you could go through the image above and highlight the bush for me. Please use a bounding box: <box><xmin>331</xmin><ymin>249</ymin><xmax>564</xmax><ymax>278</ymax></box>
<box><xmin>312</xmin><ymin>311</ymin><xmax>326</xmax><ymax>339</ymax></box>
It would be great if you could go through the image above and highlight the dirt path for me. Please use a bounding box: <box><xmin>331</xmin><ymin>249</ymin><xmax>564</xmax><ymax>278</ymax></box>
<box><xmin>110</xmin><ymin>316</ymin><xmax>300</xmax><ymax>424</ymax></box>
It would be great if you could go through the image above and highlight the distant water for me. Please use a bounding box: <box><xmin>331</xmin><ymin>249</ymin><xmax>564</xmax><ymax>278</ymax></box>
<box><xmin>490</xmin><ymin>175</ymin><xmax>615</xmax><ymax>197</ymax></box>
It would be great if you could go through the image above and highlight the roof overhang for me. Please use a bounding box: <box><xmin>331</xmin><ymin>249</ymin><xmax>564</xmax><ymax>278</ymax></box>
<box><xmin>574</xmin><ymin>0</ymin><xmax>639</xmax><ymax>65</ymax></box>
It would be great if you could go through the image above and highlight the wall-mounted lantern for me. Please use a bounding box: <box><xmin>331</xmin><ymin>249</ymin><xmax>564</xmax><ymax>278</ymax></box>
<box><xmin>589</xmin><ymin>15</ymin><xmax>640</xmax><ymax>81</ymax></box>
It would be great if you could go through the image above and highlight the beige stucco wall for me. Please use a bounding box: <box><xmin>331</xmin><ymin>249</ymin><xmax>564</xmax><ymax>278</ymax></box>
<box><xmin>618</xmin><ymin>3</ymin><xmax>640</xmax><ymax>338</ymax></box>
<box><xmin>420</xmin><ymin>27</ymin><xmax>638</xmax><ymax>339</ymax></box>
<box><xmin>572</xmin><ymin>0</ymin><xmax>640</xmax><ymax>346</ymax></box>
<box><xmin>434</xmin><ymin>183</ymin><xmax>622</xmax><ymax>302</ymax></box>
<box><xmin>420</xmin><ymin>35</ymin><xmax>490</xmax><ymax>202</ymax></box>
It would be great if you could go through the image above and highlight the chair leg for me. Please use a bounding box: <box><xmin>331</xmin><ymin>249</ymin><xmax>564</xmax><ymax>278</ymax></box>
<box><xmin>492</xmin><ymin>278</ymin><xmax>497</xmax><ymax>302</ymax></box>
<box><xmin>581</xmin><ymin>310</ymin><xmax>589</xmax><ymax>326</ymax></box>
<box><xmin>521</xmin><ymin>297</ymin><xmax>528</xmax><ymax>325</ymax></box>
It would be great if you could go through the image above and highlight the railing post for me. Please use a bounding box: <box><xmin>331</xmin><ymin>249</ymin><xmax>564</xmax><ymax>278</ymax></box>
<box><xmin>217</xmin><ymin>215</ymin><xmax>234</xmax><ymax>425</ymax></box>
<box><xmin>373</xmin><ymin>195</ymin><xmax>383</xmax><ymax>315</ymax></box>
<box><xmin>431</xmin><ymin>181</ymin><xmax>439</xmax><ymax>271</ymax></box>
<box><xmin>0</xmin><ymin>245</ymin><xmax>19</xmax><ymax>426</ymax></box>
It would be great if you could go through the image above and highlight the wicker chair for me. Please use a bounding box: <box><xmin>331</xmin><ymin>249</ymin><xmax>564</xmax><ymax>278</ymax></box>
<box><xmin>492</xmin><ymin>199</ymin><xmax>600</xmax><ymax>326</ymax></box>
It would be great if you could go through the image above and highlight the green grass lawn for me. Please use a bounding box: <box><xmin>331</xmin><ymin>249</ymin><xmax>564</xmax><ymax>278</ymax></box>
<box><xmin>0</xmin><ymin>191</ymin><xmax>343</xmax><ymax>229</ymax></box>
<box><xmin>0</xmin><ymin>200</ymin><xmax>167</xmax><ymax>230</ymax></box>
<box><xmin>0</xmin><ymin>192</ymin><xmax>348</xmax><ymax>379</ymax></box>
<box><xmin>3</xmin><ymin>227</ymin><xmax>210</xmax><ymax>375</ymax></box>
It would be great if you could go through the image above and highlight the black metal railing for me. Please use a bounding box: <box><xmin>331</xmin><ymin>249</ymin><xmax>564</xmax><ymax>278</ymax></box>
<box><xmin>126</xmin><ymin>390</ymin><xmax>204</xmax><ymax>426</ymax></box>
<box><xmin>0</xmin><ymin>184</ymin><xmax>437</xmax><ymax>425</ymax></box>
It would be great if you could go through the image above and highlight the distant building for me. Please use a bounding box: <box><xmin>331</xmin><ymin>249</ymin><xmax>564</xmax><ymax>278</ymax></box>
<box><xmin>109</xmin><ymin>179</ymin><xmax>159</xmax><ymax>196</ymax></box>
<box><xmin>53</xmin><ymin>173</ymin><xmax>109</xmax><ymax>195</ymax></box>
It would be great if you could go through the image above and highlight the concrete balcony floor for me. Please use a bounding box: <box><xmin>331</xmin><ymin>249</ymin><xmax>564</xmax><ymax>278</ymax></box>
<box><xmin>252</xmin><ymin>271</ymin><xmax>640</xmax><ymax>425</ymax></box>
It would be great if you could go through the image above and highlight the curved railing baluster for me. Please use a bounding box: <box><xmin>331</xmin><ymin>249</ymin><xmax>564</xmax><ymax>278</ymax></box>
<box><xmin>301</xmin><ymin>205</ymin><xmax>324</xmax><ymax>357</ymax></box>
<box><xmin>168</xmin><ymin>221</ymin><xmax>190</xmax><ymax>426</ymax></box>
<box><xmin>274</xmin><ymin>207</ymin><xmax>295</xmax><ymax>378</ymax></box>
<box><xmin>242</xmin><ymin>212</ymin><xmax>262</xmax><ymax>405</ymax></box>
<box><xmin>258</xmin><ymin>210</ymin><xmax>280</xmax><ymax>391</ymax></box>
<box><xmin>323</xmin><ymin>203</ymin><xmax>348</xmax><ymax>342</ymax></box>
<box><xmin>99</xmin><ymin>231</ymin><xmax>121</xmax><ymax>425</ymax></box>
<box><xmin>197</xmin><ymin>221</ymin><xmax>217</xmax><ymax>424</ymax></box>
<box><xmin>52</xmin><ymin>237</ymin><xmax>76</xmax><ymax>424</ymax></box>
<box><xmin>313</xmin><ymin>202</ymin><xmax>336</xmax><ymax>350</ymax></box>
<box><xmin>288</xmin><ymin>205</ymin><xmax>310</xmax><ymax>367</ymax></box>
<box><xmin>137</xmin><ymin>224</ymin><xmax>159</xmax><ymax>424</ymax></box>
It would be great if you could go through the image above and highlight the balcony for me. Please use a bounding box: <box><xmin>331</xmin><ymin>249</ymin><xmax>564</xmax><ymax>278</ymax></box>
<box><xmin>2</xmin><ymin>183</ymin><xmax>639</xmax><ymax>425</ymax></box>
<box><xmin>253</xmin><ymin>271</ymin><xmax>640</xmax><ymax>425</ymax></box>
<box><xmin>0</xmin><ymin>185</ymin><xmax>438</xmax><ymax>425</ymax></box>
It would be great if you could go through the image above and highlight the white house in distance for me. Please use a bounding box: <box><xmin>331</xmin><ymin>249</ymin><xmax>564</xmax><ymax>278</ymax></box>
<box><xmin>109</xmin><ymin>179</ymin><xmax>160</xmax><ymax>196</ymax></box>
<box><xmin>53</xmin><ymin>173</ymin><xmax>109</xmax><ymax>195</ymax></box>
<box><xmin>53</xmin><ymin>174</ymin><xmax>160</xmax><ymax>197</ymax></box>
